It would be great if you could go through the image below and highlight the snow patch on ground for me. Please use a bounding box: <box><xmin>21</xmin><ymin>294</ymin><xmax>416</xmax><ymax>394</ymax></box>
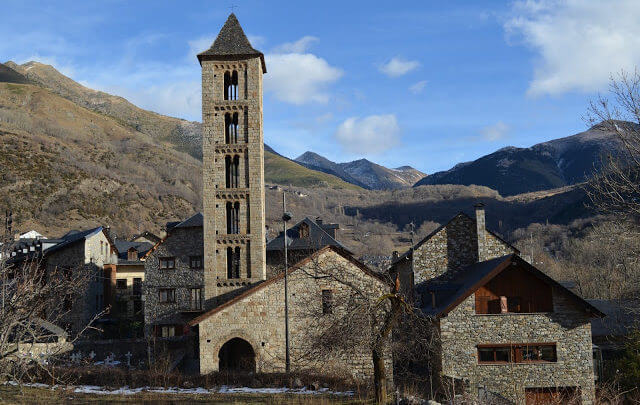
<box><xmin>6</xmin><ymin>381</ymin><xmax>354</xmax><ymax>397</ymax></box>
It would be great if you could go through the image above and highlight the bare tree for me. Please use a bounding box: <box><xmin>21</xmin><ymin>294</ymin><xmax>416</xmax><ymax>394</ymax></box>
<box><xmin>0</xmin><ymin>239</ymin><xmax>104</xmax><ymax>385</ymax></box>
<box><xmin>586</xmin><ymin>69</ymin><xmax>640</xmax><ymax>220</ymax></box>
<box><xmin>291</xmin><ymin>249</ymin><xmax>435</xmax><ymax>404</ymax></box>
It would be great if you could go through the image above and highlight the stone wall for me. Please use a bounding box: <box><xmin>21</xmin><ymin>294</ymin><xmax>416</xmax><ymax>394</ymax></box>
<box><xmin>197</xmin><ymin>249</ymin><xmax>393</xmax><ymax>384</ymax></box>
<box><xmin>201</xmin><ymin>55</ymin><xmax>266</xmax><ymax>302</ymax></box>
<box><xmin>439</xmin><ymin>288</ymin><xmax>595</xmax><ymax>404</ymax></box>
<box><xmin>143</xmin><ymin>226</ymin><xmax>204</xmax><ymax>336</ymax></box>
<box><xmin>412</xmin><ymin>214</ymin><xmax>516</xmax><ymax>285</ymax></box>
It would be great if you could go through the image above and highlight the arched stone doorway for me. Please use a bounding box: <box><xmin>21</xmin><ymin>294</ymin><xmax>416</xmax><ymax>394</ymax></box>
<box><xmin>218</xmin><ymin>337</ymin><xmax>256</xmax><ymax>372</ymax></box>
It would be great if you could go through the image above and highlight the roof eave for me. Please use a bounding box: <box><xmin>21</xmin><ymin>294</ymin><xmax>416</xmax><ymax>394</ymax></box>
<box><xmin>197</xmin><ymin>52</ymin><xmax>267</xmax><ymax>73</ymax></box>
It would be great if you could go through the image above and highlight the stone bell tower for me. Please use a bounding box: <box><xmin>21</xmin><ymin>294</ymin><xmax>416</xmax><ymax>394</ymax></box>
<box><xmin>198</xmin><ymin>13</ymin><xmax>267</xmax><ymax>302</ymax></box>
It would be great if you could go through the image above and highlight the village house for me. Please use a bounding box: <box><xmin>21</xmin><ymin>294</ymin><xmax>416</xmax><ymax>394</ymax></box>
<box><xmin>99</xmin><ymin>236</ymin><xmax>153</xmax><ymax>337</ymax></box>
<box><xmin>390</xmin><ymin>204</ymin><xmax>604</xmax><ymax>404</ymax></box>
<box><xmin>143</xmin><ymin>213</ymin><xmax>204</xmax><ymax>339</ymax></box>
<box><xmin>8</xmin><ymin>227</ymin><xmax>117</xmax><ymax>334</ymax></box>
<box><xmin>265</xmin><ymin>216</ymin><xmax>343</xmax><ymax>276</ymax></box>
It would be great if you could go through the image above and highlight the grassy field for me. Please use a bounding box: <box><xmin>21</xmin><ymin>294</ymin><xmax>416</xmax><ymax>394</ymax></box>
<box><xmin>0</xmin><ymin>385</ymin><xmax>367</xmax><ymax>404</ymax></box>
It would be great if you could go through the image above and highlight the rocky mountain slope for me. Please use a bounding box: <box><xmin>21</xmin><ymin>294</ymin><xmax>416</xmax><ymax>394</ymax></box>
<box><xmin>0</xmin><ymin>62</ymin><xmax>360</xmax><ymax>237</ymax></box>
<box><xmin>295</xmin><ymin>151</ymin><xmax>425</xmax><ymax>190</ymax></box>
<box><xmin>414</xmin><ymin>125</ymin><xmax>623</xmax><ymax>196</ymax></box>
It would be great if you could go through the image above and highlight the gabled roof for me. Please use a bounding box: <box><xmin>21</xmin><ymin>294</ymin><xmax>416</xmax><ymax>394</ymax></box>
<box><xmin>197</xmin><ymin>13</ymin><xmax>266</xmax><ymax>73</ymax></box>
<box><xmin>266</xmin><ymin>217</ymin><xmax>346</xmax><ymax>253</ymax></box>
<box><xmin>174</xmin><ymin>212</ymin><xmax>203</xmax><ymax>229</ymax></box>
<box><xmin>424</xmin><ymin>254</ymin><xmax>604</xmax><ymax>318</ymax></box>
<box><xmin>188</xmin><ymin>245</ymin><xmax>388</xmax><ymax>326</ymax></box>
<box><xmin>587</xmin><ymin>299</ymin><xmax>637</xmax><ymax>337</ymax></box>
<box><xmin>392</xmin><ymin>212</ymin><xmax>519</xmax><ymax>265</ymax></box>
<box><xmin>44</xmin><ymin>226</ymin><xmax>104</xmax><ymax>256</ymax></box>
<box><xmin>113</xmin><ymin>240</ymin><xmax>153</xmax><ymax>260</ymax></box>
<box><xmin>130</xmin><ymin>231</ymin><xmax>161</xmax><ymax>244</ymax></box>
<box><xmin>142</xmin><ymin>213</ymin><xmax>202</xmax><ymax>260</ymax></box>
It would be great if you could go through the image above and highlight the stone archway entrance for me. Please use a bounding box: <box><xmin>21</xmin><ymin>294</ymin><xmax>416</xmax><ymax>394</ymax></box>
<box><xmin>218</xmin><ymin>337</ymin><xmax>256</xmax><ymax>372</ymax></box>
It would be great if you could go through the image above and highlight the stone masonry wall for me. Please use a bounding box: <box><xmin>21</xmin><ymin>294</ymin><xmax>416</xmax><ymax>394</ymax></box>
<box><xmin>198</xmin><ymin>249</ymin><xmax>392</xmax><ymax>384</ymax></box>
<box><xmin>201</xmin><ymin>55</ymin><xmax>266</xmax><ymax>303</ymax></box>
<box><xmin>439</xmin><ymin>289</ymin><xmax>595</xmax><ymax>404</ymax></box>
<box><xmin>144</xmin><ymin>226</ymin><xmax>204</xmax><ymax>336</ymax></box>
<box><xmin>412</xmin><ymin>214</ymin><xmax>516</xmax><ymax>285</ymax></box>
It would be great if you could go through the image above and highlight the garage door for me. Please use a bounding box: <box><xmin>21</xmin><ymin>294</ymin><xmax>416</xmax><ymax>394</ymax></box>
<box><xmin>525</xmin><ymin>387</ymin><xmax>581</xmax><ymax>405</ymax></box>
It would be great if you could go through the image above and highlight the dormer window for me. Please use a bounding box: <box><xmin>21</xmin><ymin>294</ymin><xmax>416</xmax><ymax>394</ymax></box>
<box><xmin>299</xmin><ymin>223</ymin><xmax>309</xmax><ymax>238</ymax></box>
<box><xmin>127</xmin><ymin>248</ymin><xmax>138</xmax><ymax>261</ymax></box>
<box><xmin>224</xmin><ymin>70</ymin><xmax>238</xmax><ymax>100</ymax></box>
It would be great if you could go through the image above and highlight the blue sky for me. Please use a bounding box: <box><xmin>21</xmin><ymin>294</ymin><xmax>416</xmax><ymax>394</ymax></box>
<box><xmin>3</xmin><ymin>0</ymin><xmax>640</xmax><ymax>173</ymax></box>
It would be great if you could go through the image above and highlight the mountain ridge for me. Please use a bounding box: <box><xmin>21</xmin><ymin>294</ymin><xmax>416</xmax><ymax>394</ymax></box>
<box><xmin>295</xmin><ymin>152</ymin><xmax>425</xmax><ymax>190</ymax></box>
<box><xmin>414</xmin><ymin>125</ymin><xmax>624</xmax><ymax>196</ymax></box>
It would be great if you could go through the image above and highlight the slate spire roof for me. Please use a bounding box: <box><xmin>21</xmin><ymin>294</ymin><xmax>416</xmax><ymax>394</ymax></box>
<box><xmin>197</xmin><ymin>13</ymin><xmax>266</xmax><ymax>72</ymax></box>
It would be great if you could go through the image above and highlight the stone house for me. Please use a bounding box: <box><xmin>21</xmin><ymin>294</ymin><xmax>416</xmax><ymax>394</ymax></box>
<box><xmin>143</xmin><ymin>213</ymin><xmax>204</xmax><ymax>338</ymax></box>
<box><xmin>188</xmin><ymin>245</ymin><xmax>393</xmax><ymax>382</ymax></box>
<box><xmin>266</xmin><ymin>217</ymin><xmax>343</xmax><ymax>276</ymax></box>
<box><xmin>102</xmin><ymin>237</ymin><xmax>153</xmax><ymax>331</ymax></box>
<box><xmin>38</xmin><ymin>227</ymin><xmax>116</xmax><ymax>334</ymax></box>
<box><xmin>390</xmin><ymin>204</ymin><xmax>604</xmax><ymax>404</ymax></box>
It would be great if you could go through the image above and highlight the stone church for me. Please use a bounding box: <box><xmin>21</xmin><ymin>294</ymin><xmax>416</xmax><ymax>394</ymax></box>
<box><xmin>143</xmin><ymin>13</ymin><xmax>391</xmax><ymax>381</ymax></box>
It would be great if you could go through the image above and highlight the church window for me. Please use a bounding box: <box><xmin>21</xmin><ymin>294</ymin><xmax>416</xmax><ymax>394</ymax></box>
<box><xmin>227</xmin><ymin>247</ymin><xmax>241</xmax><ymax>279</ymax></box>
<box><xmin>224</xmin><ymin>70</ymin><xmax>238</xmax><ymax>100</ymax></box>
<box><xmin>225</xmin><ymin>112</ymin><xmax>239</xmax><ymax>143</ymax></box>
<box><xmin>225</xmin><ymin>155</ymin><xmax>240</xmax><ymax>188</ymax></box>
<box><xmin>226</xmin><ymin>202</ymin><xmax>240</xmax><ymax>234</ymax></box>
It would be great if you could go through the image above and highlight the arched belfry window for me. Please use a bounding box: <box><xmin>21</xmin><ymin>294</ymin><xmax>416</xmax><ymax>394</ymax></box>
<box><xmin>225</xmin><ymin>155</ymin><xmax>240</xmax><ymax>188</ymax></box>
<box><xmin>225</xmin><ymin>113</ymin><xmax>239</xmax><ymax>144</ymax></box>
<box><xmin>227</xmin><ymin>246</ymin><xmax>241</xmax><ymax>279</ymax></box>
<box><xmin>224</xmin><ymin>71</ymin><xmax>238</xmax><ymax>100</ymax></box>
<box><xmin>226</xmin><ymin>202</ymin><xmax>240</xmax><ymax>234</ymax></box>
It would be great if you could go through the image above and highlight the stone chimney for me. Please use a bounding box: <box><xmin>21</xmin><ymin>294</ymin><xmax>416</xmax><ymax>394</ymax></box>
<box><xmin>474</xmin><ymin>203</ymin><xmax>486</xmax><ymax>262</ymax></box>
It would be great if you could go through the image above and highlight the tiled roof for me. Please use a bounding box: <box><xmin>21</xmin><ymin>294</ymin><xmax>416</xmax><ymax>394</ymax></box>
<box><xmin>587</xmin><ymin>299</ymin><xmax>637</xmax><ymax>337</ymax></box>
<box><xmin>266</xmin><ymin>217</ymin><xmax>346</xmax><ymax>252</ymax></box>
<box><xmin>197</xmin><ymin>13</ymin><xmax>266</xmax><ymax>72</ymax></box>
<box><xmin>422</xmin><ymin>254</ymin><xmax>604</xmax><ymax>318</ymax></box>
<box><xmin>174</xmin><ymin>212</ymin><xmax>203</xmax><ymax>229</ymax></box>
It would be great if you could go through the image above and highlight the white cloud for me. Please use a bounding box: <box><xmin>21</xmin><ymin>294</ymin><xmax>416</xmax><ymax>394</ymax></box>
<box><xmin>264</xmin><ymin>37</ymin><xmax>343</xmax><ymax>105</ymax></box>
<box><xmin>187</xmin><ymin>36</ymin><xmax>214</xmax><ymax>60</ymax></box>
<box><xmin>379</xmin><ymin>57</ymin><xmax>420</xmax><ymax>77</ymax></box>
<box><xmin>272</xmin><ymin>36</ymin><xmax>318</xmax><ymax>54</ymax></box>
<box><xmin>480</xmin><ymin>121</ymin><xmax>510</xmax><ymax>141</ymax></box>
<box><xmin>247</xmin><ymin>34</ymin><xmax>266</xmax><ymax>49</ymax></box>
<box><xmin>334</xmin><ymin>115</ymin><xmax>400</xmax><ymax>154</ymax></box>
<box><xmin>409</xmin><ymin>80</ymin><xmax>428</xmax><ymax>94</ymax></box>
<box><xmin>506</xmin><ymin>0</ymin><xmax>640</xmax><ymax>95</ymax></box>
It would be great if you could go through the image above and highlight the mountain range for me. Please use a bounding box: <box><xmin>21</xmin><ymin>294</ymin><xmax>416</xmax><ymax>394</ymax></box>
<box><xmin>295</xmin><ymin>152</ymin><xmax>425</xmax><ymax>190</ymax></box>
<box><xmin>414</xmin><ymin>125</ymin><xmax>623</xmax><ymax>196</ymax></box>
<box><xmin>0</xmin><ymin>59</ymin><xmax>623</xmax><ymax>246</ymax></box>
